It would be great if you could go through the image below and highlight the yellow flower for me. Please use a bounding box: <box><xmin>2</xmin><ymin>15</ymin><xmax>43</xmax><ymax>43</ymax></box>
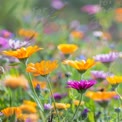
<box><xmin>1</xmin><ymin>107</ymin><xmax>22</xmax><ymax>117</ymax></box>
<box><xmin>70</xmin><ymin>31</ymin><xmax>84</xmax><ymax>40</ymax></box>
<box><xmin>63</xmin><ymin>59</ymin><xmax>95</xmax><ymax>73</ymax></box>
<box><xmin>52</xmin><ymin>103</ymin><xmax>70</xmax><ymax>110</ymax></box>
<box><xmin>4</xmin><ymin>75</ymin><xmax>28</xmax><ymax>89</ymax></box>
<box><xmin>23</xmin><ymin>100</ymin><xmax>37</xmax><ymax>107</ymax></box>
<box><xmin>3</xmin><ymin>45</ymin><xmax>42</xmax><ymax>59</ymax></box>
<box><xmin>57</xmin><ymin>44</ymin><xmax>78</xmax><ymax>54</ymax></box>
<box><xmin>106</xmin><ymin>76</ymin><xmax>122</xmax><ymax>85</ymax></box>
<box><xmin>18</xmin><ymin>28</ymin><xmax>38</xmax><ymax>39</ymax></box>
<box><xmin>32</xmin><ymin>80</ymin><xmax>47</xmax><ymax>89</ymax></box>
<box><xmin>86</xmin><ymin>91</ymin><xmax>117</xmax><ymax>101</ymax></box>
<box><xmin>73</xmin><ymin>100</ymin><xmax>84</xmax><ymax>106</ymax></box>
<box><xmin>26</xmin><ymin>60</ymin><xmax>58</xmax><ymax>76</ymax></box>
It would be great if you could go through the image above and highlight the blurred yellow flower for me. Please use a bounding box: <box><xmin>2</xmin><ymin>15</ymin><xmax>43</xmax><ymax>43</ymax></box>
<box><xmin>70</xmin><ymin>31</ymin><xmax>84</xmax><ymax>40</ymax></box>
<box><xmin>3</xmin><ymin>45</ymin><xmax>42</xmax><ymax>59</ymax></box>
<box><xmin>26</xmin><ymin>60</ymin><xmax>58</xmax><ymax>76</ymax></box>
<box><xmin>73</xmin><ymin>100</ymin><xmax>84</xmax><ymax>106</ymax></box>
<box><xmin>23</xmin><ymin>100</ymin><xmax>37</xmax><ymax>107</ymax></box>
<box><xmin>17</xmin><ymin>113</ymin><xmax>39</xmax><ymax>122</ymax></box>
<box><xmin>32</xmin><ymin>80</ymin><xmax>47</xmax><ymax>89</ymax></box>
<box><xmin>18</xmin><ymin>28</ymin><xmax>38</xmax><ymax>39</ymax></box>
<box><xmin>106</xmin><ymin>76</ymin><xmax>122</xmax><ymax>85</ymax></box>
<box><xmin>63</xmin><ymin>59</ymin><xmax>95</xmax><ymax>73</ymax></box>
<box><xmin>86</xmin><ymin>91</ymin><xmax>117</xmax><ymax>101</ymax></box>
<box><xmin>1</xmin><ymin>107</ymin><xmax>21</xmax><ymax>117</ymax></box>
<box><xmin>4</xmin><ymin>75</ymin><xmax>28</xmax><ymax>89</ymax></box>
<box><xmin>52</xmin><ymin>103</ymin><xmax>70</xmax><ymax>110</ymax></box>
<box><xmin>57</xmin><ymin>44</ymin><xmax>78</xmax><ymax>54</ymax></box>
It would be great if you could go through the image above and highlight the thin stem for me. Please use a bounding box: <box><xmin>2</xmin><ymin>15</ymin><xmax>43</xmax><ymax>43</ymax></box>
<box><xmin>72</xmin><ymin>94</ymin><xmax>83</xmax><ymax>121</ymax></box>
<box><xmin>27</xmin><ymin>73</ymin><xmax>45</xmax><ymax>122</ymax></box>
<box><xmin>46</xmin><ymin>76</ymin><xmax>60</xmax><ymax>122</ymax></box>
<box><xmin>117</xmin><ymin>112</ymin><xmax>120</xmax><ymax>122</ymax></box>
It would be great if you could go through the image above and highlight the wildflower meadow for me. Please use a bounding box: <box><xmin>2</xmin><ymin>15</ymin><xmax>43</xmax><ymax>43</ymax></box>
<box><xmin>0</xmin><ymin>0</ymin><xmax>122</xmax><ymax>122</ymax></box>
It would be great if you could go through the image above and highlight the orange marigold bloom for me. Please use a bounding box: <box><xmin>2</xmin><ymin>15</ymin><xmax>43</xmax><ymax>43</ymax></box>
<box><xmin>115</xmin><ymin>8</ymin><xmax>122</xmax><ymax>23</ymax></box>
<box><xmin>1</xmin><ymin>107</ymin><xmax>22</xmax><ymax>117</ymax></box>
<box><xmin>73</xmin><ymin>100</ymin><xmax>84</xmax><ymax>106</ymax></box>
<box><xmin>3</xmin><ymin>45</ymin><xmax>42</xmax><ymax>59</ymax></box>
<box><xmin>19</xmin><ymin>104</ymin><xmax>37</xmax><ymax>113</ymax></box>
<box><xmin>52</xmin><ymin>103</ymin><xmax>70</xmax><ymax>110</ymax></box>
<box><xmin>70</xmin><ymin>31</ymin><xmax>84</xmax><ymax>39</ymax></box>
<box><xmin>26</xmin><ymin>60</ymin><xmax>58</xmax><ymax>76</ymax></box>
<box><xmin>4</xmin><ymin>75</ymin><xmax>28</xmax><ymax>89</ymax></box>
<box><xmin>18</xmin><ymin>29</ymin><xmax>38</xmax><ymax>39</ymax></box>
<box><xmin>106</xmin><ymin>76</ymin><xmax>122</xmax><ymax>85</ymax></box>
<box><xmin>32</xmin><ymin>80</ymin><xmax>47</xmax><ymax>89</ymax></box>
<box><xmin>57</xmin><ymin>44</ymin><xmax>78</xmax><ymax>54</ymax></box>
<box><xmin>86</xmin><ymin>91</ymin><xmax>117</xmax><ymax>101</ymax></box>
<box><xmin>63</xmin><ymin>59</ymin><xmax>95</xmax><ymax>73</ymax></box>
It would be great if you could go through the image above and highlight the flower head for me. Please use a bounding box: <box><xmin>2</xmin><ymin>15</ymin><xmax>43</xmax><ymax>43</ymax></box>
<box><xmin>93</xmin><ymin>52</ymin><xmax>119</xmax><ymax>63</ymax></box>
<box><xmin>9</xmin><ymin>39</ymin><xmax>29</xmax><ymax>49</ymax></box>
<box><xmin>0</xmin><ymin>29</ymin><xmax>14</xmax><ymax>38</ymax></box>
<box><xmin>106</xmin><ymin>76</ymin><xmax>122</xmax><ymax>87</ymax></box>
<box><xmin>58</xmin><ymin>44</ymin><xmax>78</xmax><ymax>55</ymax></box>
<box><xmin>52</xmin><ymin>93</ymin><xmax>67</xmax><ymax>100</ymax></box>
<box><xmin>67</xmin><ymin>79</ymin><xmax>96</xmax><ymax>93</ymax></box>
<box><xmin>0</xmin><ymin>107</ymin><xmax>22</xmax><ymax>117</ymax></box>
<box><xmin>3</xmin><ymin>45</ymin><xmax>42</xmax><ymax>59</ymax></box>
<box><xmin>81</xmin><ymin>4</ymin><xmax>101</xmax><ymax>14</ymax></box>
<box><xmin>115</xmin><ymin>8</ymin><xmax>122</xmax><ymax>23</ymax></box>
<box><xmin>70</xmin><ymin>31</ymin><xmax>84</xmax><ymax>40</ymax></box>
<box><xmin>91</xmin><ymin>70</ymin><xmax>109</xmax><ymax>81</ymax></box>
<box><xmin>63</xmin><ymin>59</ymin><xmax>95</xmax><ymax>73</ymax></box>
<box><xmin>0</xmin><ymin>37</ymin><xmax>9</xmax><ymax>51</ymax></box>
<box><xmin>73</xmin><ymin>100</ymin><xmax>84</xmax><ymax>106</ymax></box>
<box><xmin>26</xmin><ymin>60</ymin><xmax>58</xmax><ymax>76</ymax></box>
<box><xmin>32</xmin><ymin>80</ymin><xmax>47</xmax><ymax>89</ymax></box>
<box><xmin>44</xmin><ymin>104</ymin><xmax>53</xmax><ymax>110</ymax></box>
<box><xmin>52</xmin><ymin>103</ymin><xmax>70</xmax><ymax>110</ymax></box>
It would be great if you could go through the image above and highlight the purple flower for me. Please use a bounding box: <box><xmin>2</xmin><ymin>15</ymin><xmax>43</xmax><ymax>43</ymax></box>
<box><xmin>67</xmin><ymin>79</ymin><xmax>96</xmax><ymax>93</ymax></box>
<box><xmin>93</xmin><ymin>52</ymin><xmax>119</xmax><ymax>63</ymax></box>
<box><xmin>44</xmin><ymin>103</ymin><xmax>53</xmax><ymax>110</ymax></box>
<box><xmin>91</xmin><ymin>70</ymin><xmax>109</xmax><ymax>80</ymax></box>
<box><xmin>52</xmin><ymin>93</ymin><xmax>67</xmax><ymax>100</ymax></box>
<box><xmin>9</xmin><ymin>39</ymin><xmax>30</xmax><ymax>49</ymax></box>
<box><xmin>81</xmin><ymin>5</ymin><xmax>101</xmax><ymax>14</ymax></box>
<box><xmin>0</xmin><ymin>29</ymin><xmax>14</xmax><ymax>38</ymax></box>
<box><xmin>51</xmin><ymin>0</ymin><xmax>65</xmax><ymax>10</ymax></box>
<box><xmin>0</xmin><ymin>37</ymin><xmax>9</xmax><ymax>51</ymax></box>
<box><xmin>81</xmin><ymin>108</ymin><xmax>89</xmax><ymax>120</ymax></box>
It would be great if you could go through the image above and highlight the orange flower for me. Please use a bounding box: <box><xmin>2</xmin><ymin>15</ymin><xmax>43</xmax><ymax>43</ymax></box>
<box><xmin>63</xmin><ymin>59</ymin><xmax>95</xmax><ymax>73</ymax></box>
<box><xmin>23</xmin><ymin>100</ymin><xmax>37</xmax><ymax>107</ymax></box>
<box><xmin>86</xmin><ymin>91</ymin><xmax>117</xmax><ymax>101</ymax></box>
<box><xmin>57</xmin><ymin>44</ymin><xmax>78</xmax><ymax>54</ymax></box>
<box><xmin>1</xmin><ymin>107</ymin><xmax>22</xmax><ymax>117</ymax></box>
<box><xmin>106</xmin><ymin>76</ymin><xmax>122</xmax><ymax>85</ymax></box>
<box><xmin>19</xmin><ymin>105</ymin><xmax>37</xmax><ymax>113</ymax></box>
<box><xmin>18</xmin><ymin>29</ymin><xmax>38</xmax><ymax>39</ymax></box>
<box><xmin>70</xmin><ymin>31</ymin><xmax>84</xmax><ymax>40</ymax></box>
<box><xmin>3</xmin><ymin>45</ymin><xmax>42</xmax><ymax>59</ymax></box>
<box><xmin>17</xmin><ymin>113</ymin><xmax>39</xmax><ymax>122</ymax></box>
<box><xmin>115</xmin><ymin>8</ymin><xmax>122</xmax><ymax>23</ymax></box>
<box><xmin>26</xmin><ymin>60</ymin><xmax>58</xmax><ymax>76</ymax></box>
<box><xmin>52</xmin><ymin>103</ymin><xmax>70</xmax><ymax>110</ymax></box>
<box><xmin>32</xmin><ymin>80</ymin><xmax>47</xmax><ymax>89</ymax></box>
<box><xmin>4</xmin><ymin>75</ymin><xmax>28</xmax><ymax>89</ymax></box>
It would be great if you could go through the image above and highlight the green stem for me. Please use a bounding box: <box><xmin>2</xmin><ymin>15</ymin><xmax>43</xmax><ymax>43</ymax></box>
<box><xmin>72</xmin><ymin>94</ymin><xmax>83</xmax><ymax>121</ymax></box>
<box><xmin>46</xmin><ymin>76</ymin><xmax>60</xmax><ymax>122</ymax></box>
<box><xmin>27</xmin><ymin>73</ymin><xmax>45</xmax><ymax>122</ymax></box>
<box><xmin>117</xmin><ymin>112</ymin><xmax>120</xmax><ymax>122</ymax></box>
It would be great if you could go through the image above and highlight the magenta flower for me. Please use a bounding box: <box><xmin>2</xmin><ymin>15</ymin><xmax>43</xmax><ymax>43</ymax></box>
<box><xmin>67</xmin><ymin>79</ymin><xmax>96</xmax><ymax>93</ymax></box>
<box><xmin>93</xmin><ymin>52</ymin><xmax>119</xmax><ymax>63</ymax></box>
<box><xmin>0</xmin><ymin>37</ymin><xmax>9</xmax><ymax>51</ymax></box>
<box><xmin>81</xmin><ymin>5</ymin><xmax>101</xmax><ymax>14</ymax></box>
<box><xmin>91</xmin><ymin>70</ymin><xmax>109</xmax><ymax>80</ymax></box>
<box><xmin>52</xmin><ymin>93</ymin><xmax>67</xmax><ymax>100</ymax></box>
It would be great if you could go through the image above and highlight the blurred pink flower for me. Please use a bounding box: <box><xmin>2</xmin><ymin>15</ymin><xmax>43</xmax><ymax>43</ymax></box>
<box><xmin>81</xmin><ymin>5</ymin><xmax>101</xmax><ymax>14</ymax></box>
<box><xmin>0</xmin><ymin>37</ymin><xmax>9</xmax><ymax>51</ymax></box>
<box><xmin>51</xmin><ymin>0</ymin><xmax>65</xmax><ymax>10</ymax></box>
